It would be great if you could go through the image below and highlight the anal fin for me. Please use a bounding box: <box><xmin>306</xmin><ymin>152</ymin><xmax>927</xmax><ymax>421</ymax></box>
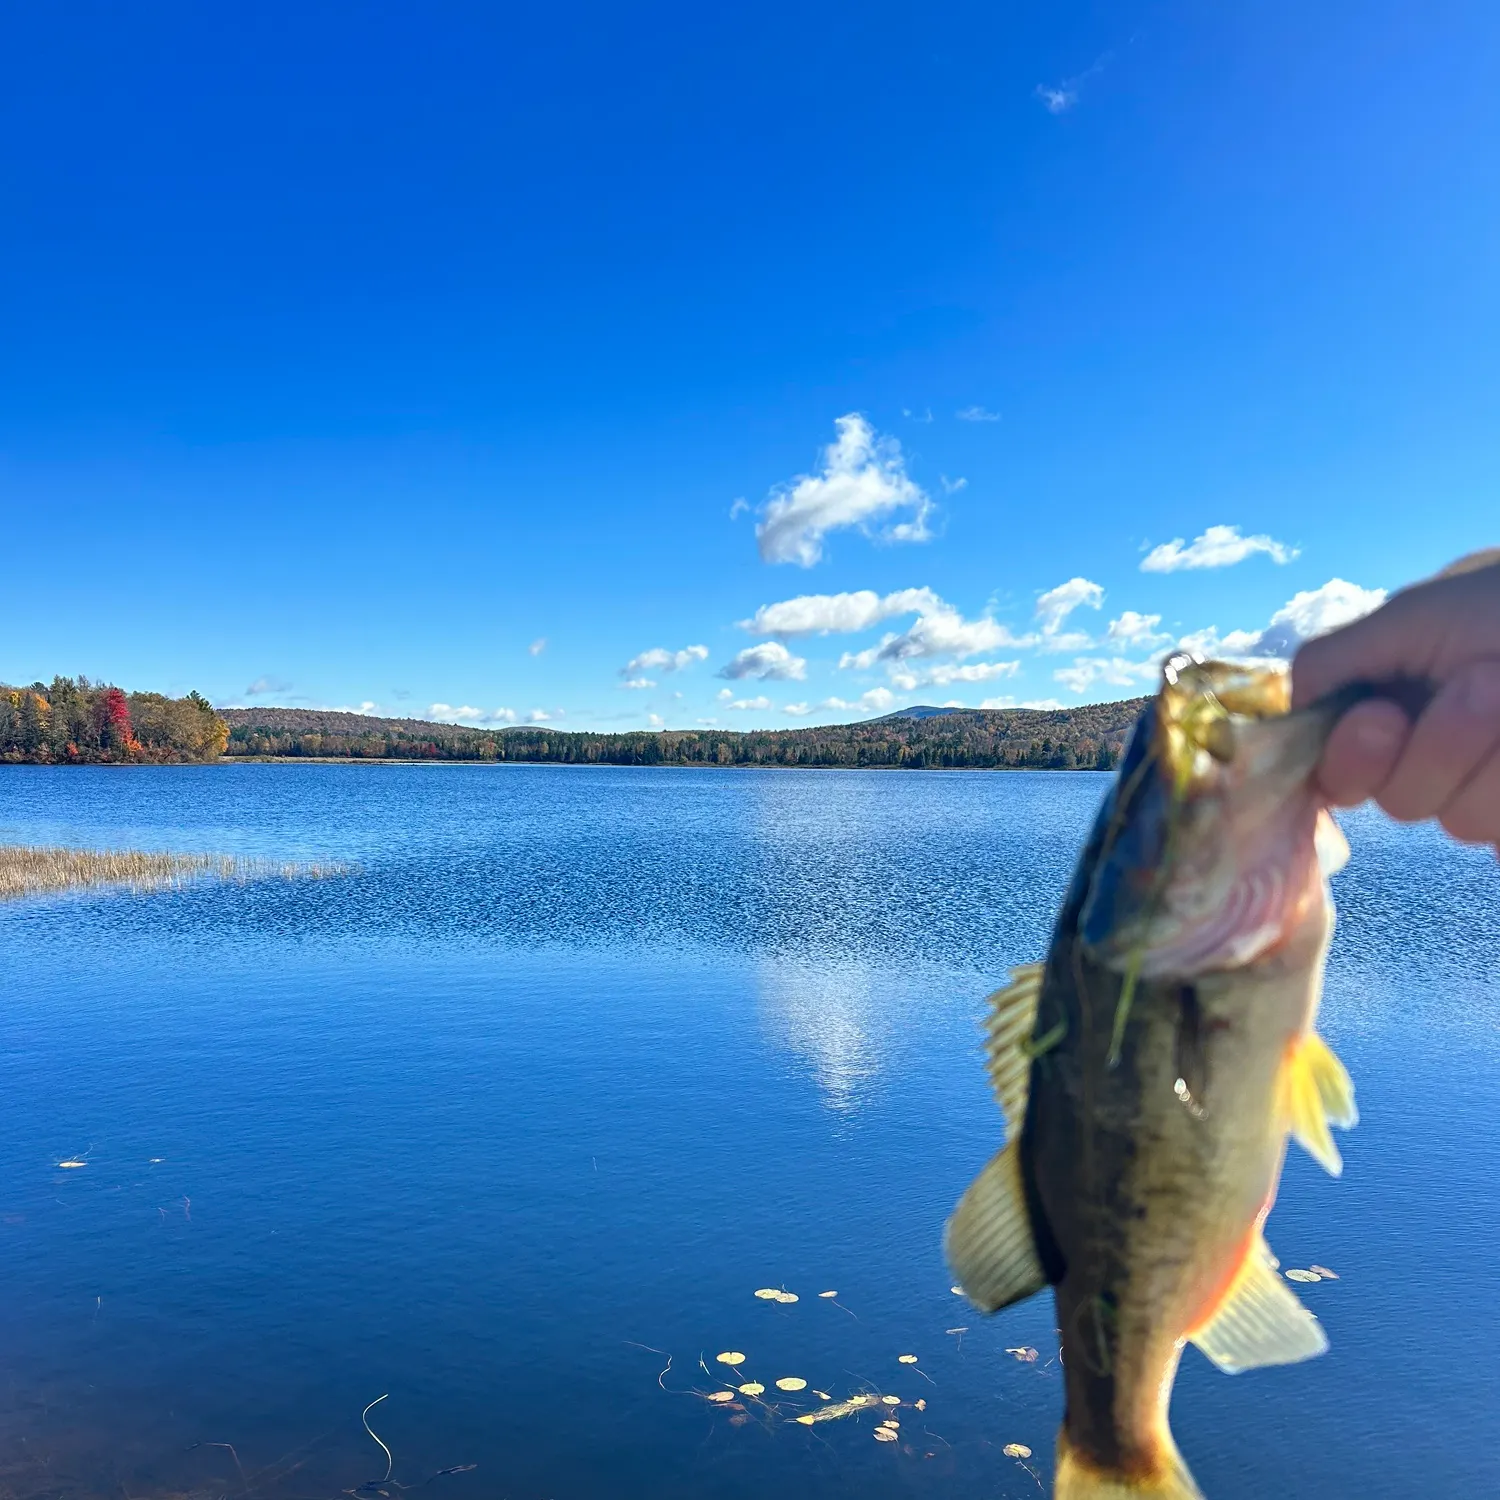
<box><xmin>1284</xmin><ymin>1030</ymin><xmax>1358</xmax><ymax>1175</ymax></box>
<box><xmin>1190</xmin><ymin>1237</ymin><xmax>1328</xmax><ymax>1374</ymax></box>
<box><xmin>944</xmin><ymin>1140</ymin><xmax>1046</xmax><ymax>1314</ymax></box>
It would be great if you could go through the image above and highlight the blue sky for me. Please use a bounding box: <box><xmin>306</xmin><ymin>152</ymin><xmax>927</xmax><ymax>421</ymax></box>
<box><xmin>1</xmin><ymin>2</ymin><xmax>1495</xmax><ymax>730</ymax></box>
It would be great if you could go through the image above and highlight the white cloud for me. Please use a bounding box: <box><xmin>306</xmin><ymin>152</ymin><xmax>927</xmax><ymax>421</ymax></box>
<box><xmin>1054</xmin><ymin>658</ymin><xmax>1162</xmax><ymax>695</ymax></box>
<box><xmin>719</xmin><ymin>641</ymin><xmax>808</xmax><ymax>681</ymax></box>
<box><xmin>1036</xmin><ymin>577</ymin><xmax>1105</xmax><ymax>642</ymax></box>
<box><xmin>902</xmin><ymin>407</ymin><xmax>934</xmax><ymax>423</ymax></box>
<box><xmin>647</xmin><ymin>713</ymin><xmax>665</xmax><ymax>728</ymax></box>
<box><xmin>621</xmin><ymin>677</ymin><xmax>656</xmax><ymax>690</ymax></box>
<box><xmin>783</xmin><ymin>702</ymin><xmax>812</xmax><ymax>715</ymax></box>
<box><xmin>1253</xmin><ymin>579</ymin><xmax>1387</xmax><ymax>657</ymax></box>
<box><xmin>956</xmin><ymin>405</ymin><xmax>1001</xmax><ymax>422</ymax></box>
<box><xmin>723</xmin><ymin>694</ymin><xmax>773</xmax><ymax>711</ymax></box>
<box><xmin>888</xmin><ymin>659</ymin><xmax>1021</xmax><ymax>691</ymax></box>
<box><xmin>1140</xmin><ymin>524</ymin><xmax>1299</xmax><ymax>573</ymax></box>
<box><xmin>842</xmin><ymin>607</ymin><xmax>1035</xmax><ymax>669</ymax></box>
<box><xmin>820</xmin><ymin>688</ymin><xmax>897</xmax><ymax>714</ymax></box>
<box><xmin>1106</xmin><ymin>610</ymin><xmax>1169</xmax><ymax>649</ymax></box>
<box><xmin>1179</xmin><ymin>578</ymin><xmax>1387</xmax><ymax>664</ymax></box>
<box><xmin>696</xmin><ymin>717</ymin><xmax>719</xmax><ymax>726</ymax></box>
<box><xmin>622</xmin><ymin>644</ymin><xmax>709</xmax><ymax>677</ymax></box>
<box><xmin>755</xmin><ymin>413</ymin><xmax>933</xmax><ymax>566</ymax></box>
<box><xmin>979</xmin><ymin>695</ymin><xmax>1067</xmax><ymax>710</ymax></box>
<box><xmin>741</xmin><ymin>586</ymin><xmax>942</xmax><ymax>637</ymax></box>
<box><xmin>528</xmin><ymin>638</ymin><xmax>547</xmax><ymax>656</ymax></box>
<box><xmin>527</xmin><ymin>709</ymin><xmax>553</xmax><ymax>723</ymax></box>
<box><xmin>245</xmin><ymin>675</ymin><xmax>291</xmax><ymax>696</ymax></box>
<box><xmin>728</xmin><ymin>497</ymin><xmax>750</xmax><ymax>520</ymax></box>
<box><xmin>428</xmin><ymin>703</ymin><xmax>519</xmax><ymax>725</ymax></box>
<box><xmin>940</xmin><ymin>475</ymin><xmax>968</xmax><ymax>494</ymax></box>
<box><xmin>1036</xmin><ymin>84</ymin><xmax>1077</xmax><ymax>114</ymax></box>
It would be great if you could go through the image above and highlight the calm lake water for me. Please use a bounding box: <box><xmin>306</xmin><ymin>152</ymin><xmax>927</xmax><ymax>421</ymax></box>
<box><xmin>0</xmin><ymin>764</ymin><xmax>1496</xmax><ymax>1499</ymax></box>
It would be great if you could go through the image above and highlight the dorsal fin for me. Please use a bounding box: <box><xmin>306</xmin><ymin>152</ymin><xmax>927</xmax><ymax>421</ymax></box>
<box><xmin>1190</xmin><ymin>1235</ymin><xmax>1328</xmax><ymax>1374</ymax></box>
<box><xmin>983</xmin><ymin>963</ymin><xmax>1045</xmax><ymax>1137</ymax></box>
<box><xmin>1282</xmin><ymin>1030</ymin><xmax>1358</xmax><ymax>1175</ymax></box>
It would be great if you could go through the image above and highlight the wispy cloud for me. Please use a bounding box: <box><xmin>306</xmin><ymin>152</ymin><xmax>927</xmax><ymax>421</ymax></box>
<box><xmin>647</xmin><ymin>713</ymin><xmax>665</xmax><ymax>728</ymax></box>
<box><xmin>728</xmin><ymin>497</ymin><xmax>751</xmax><ymax>520</ymax></box>
<box><xmin>901</xmin><ymin>407</ymin><xmax>934</xmax><ymax>423</ymax></box>
<box><xmin>719</xmin><ymin>641</ymin><xmax>808</xmax><ymax>681</ymax></box>
<box><xmin>888</xmin><ymin>659</ymin><xmax>1020</xmax><ymax>691</ymax></box>
<box><xmin>755</xmin><ymin>413</ymin><xmax>933</xmax><ymax>566</ymax></box>
<box><xmin>528</xmin><ymin>638</ymin><xmax>547</xmax><ymax>656</ymax></box>
<box><xmin>940</xmin><ymin>475</ymin><xmax>968</xmax><ymax>494</ymax></box>
<box><xmin>840</xmin><ymin>607</ymin><xmax>1035</xmax><ymax>670</ymax></box>
<box><xmin>1035</xmin><ymin>577</ymin><xmax>1105</xmax><ymax>647</ymax></box>
<box><xmin>820</xmin><ymin>688</ymin><xmax>897</xmax><ymax>714</ymax></box>
<box><xmin>245</xmin><ymin>675</ymin><xmax>291</xmax><ymax>696</ymax></box>
<box><xmin>1141</xmin><ymin>524</ymin><xmax>1299</xmax><ymax>573</ymax></box>
<box><xmin>955</xmin><ymin>405</ymin><xmax>1001</xmax><ymax>422</ymax></box>
<box><xmin>741</xmin><ymin>586</ymin><xmax>942</xmax><ymax>637</ymax></box>
<box><xmin>1105</xmin><ymin>610</ymin><xmax>1170</xmax><ymax>649</ymax></box>
<box><xmin>621</xmin><ymin>677</ymin><xmax>656</xmax><ymax>690</ymax></box>
<box><xmin>428</xmin><ymin>703</ymin><xmax>519</xmax><ymax>725</ymax></box>
<box><xmin>1036</xmin><ymin>52</ymin><xmax>1111</xmax><ymax>114</ymax></box>
<box><xmin>717</xmin><ymin>691</ymin><xmax>773</xmax><ymax>711</ymax></box>
<box><xmin>1053</xmin><ymin>657</ymin><xmax>1161</xmax><ymax>695</ymax></box>
<box><xmin>621</xmin><ymin>644</ymin><xmax>709</xmax><ymax>678</ymax></box>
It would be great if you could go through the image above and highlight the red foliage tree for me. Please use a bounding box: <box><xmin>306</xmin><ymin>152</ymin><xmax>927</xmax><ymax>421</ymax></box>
<box><xmin>95</xmin><ymin>686</ymin><xmax>140</xmax><ymax>755</ymax></box>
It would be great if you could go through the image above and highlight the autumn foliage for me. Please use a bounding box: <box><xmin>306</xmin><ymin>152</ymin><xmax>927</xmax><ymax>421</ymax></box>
<box><xmin>0</xmin><ymin>677</ymin><xmax>228</xmax><ymax>764</ymax></box>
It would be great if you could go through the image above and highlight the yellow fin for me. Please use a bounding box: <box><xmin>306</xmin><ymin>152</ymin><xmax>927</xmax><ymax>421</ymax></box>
<box><xmin>1284</xmin><ymin>1030</ymin><xmax>1359</xmax><ymax>1175</ymax></box>
<box><xmin>983</xmin><ymin>962</ymin><xmax>1044</xmax><ymax>1135</ymax></box>
<box><xmin>944</xmin><ymin>1140</ymin><xmax>1046</xmax><ymax>1314</ymax></box>
<box><xmin>1055</xmin><ymin>1431</ymin><xmax>1202</xmax><ymax>1499</ymax></box>
<box><xmin>1190</xmin><ymin>1237</ymin><xmax>1328</xmax><ymax>1374</ymax></box>
<box><xmin>1314</xmin><ymin>810</ymin><xmax>1350</xmax><ymax>878</ymax></box>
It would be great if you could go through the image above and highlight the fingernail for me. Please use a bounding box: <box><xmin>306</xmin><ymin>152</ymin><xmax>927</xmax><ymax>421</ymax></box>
<box><xmin>1462</xmin><ymin>661</ymin><xmax>1500</xmax><ymax>717</ymax></box>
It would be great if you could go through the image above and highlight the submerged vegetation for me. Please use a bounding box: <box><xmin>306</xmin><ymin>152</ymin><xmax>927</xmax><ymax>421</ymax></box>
<box><xmin>222</xmin><ymin>700</ymin><xmax>1143</xmax><ymax>770</ymax></box>
<box><xmin>1</xmin><ymin>677</ymin><xmax>227</xmax><ymax>763</ymax></box>
<box><xmin>0</xmin><ymin>845</ymin><xmax>345</xmax><ymax>902</ymax></box>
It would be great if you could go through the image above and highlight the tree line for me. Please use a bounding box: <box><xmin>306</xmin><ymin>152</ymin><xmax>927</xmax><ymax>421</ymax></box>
<box><xmin>220</xmin><ymin>701</ymin><xmax>1143</xmax><ymax>770</ymax></box>
<box><xmin>1</xmin><ymin>678</ymin><xmax>229</xmax><ymax>763</ymax></box>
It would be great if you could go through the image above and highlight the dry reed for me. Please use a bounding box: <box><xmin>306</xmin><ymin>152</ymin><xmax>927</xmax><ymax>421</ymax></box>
<box><xmin>0</xmin><ymin>844</ymin><xmax>345</xmax><ymax>902</ymax></box>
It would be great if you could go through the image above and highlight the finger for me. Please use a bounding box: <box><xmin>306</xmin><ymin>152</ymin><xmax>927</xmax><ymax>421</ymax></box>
<box><xmin>1377</xmin><ymin>659</ymin><xmax>1500</xmax><ymax>823</ymax></box>
<box><xmin>1315</xmin><ymin>699</ymin><xmax>1411</xmax><ymax>807</ymax></box>
<box><xmin>1440</xmin><ymin>747</ymin><xmax>1500</xmax><ymax>846</ymax></box>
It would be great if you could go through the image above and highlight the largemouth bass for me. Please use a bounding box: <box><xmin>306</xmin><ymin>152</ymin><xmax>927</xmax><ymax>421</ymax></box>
<box><xmin>946</xmin><ymin>656</ymin><xmax>1381</xmax><ymax>1499</ymax></box>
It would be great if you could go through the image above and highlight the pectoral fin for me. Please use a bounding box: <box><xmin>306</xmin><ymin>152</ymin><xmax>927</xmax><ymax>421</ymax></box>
<box><xmin>1284</xmin><ymin>1030</ymin><xmax>1358</xmax><ymax>1175</ymax></box>
<box><xmin>944</xmin><ymin>1141</ymin><xmax>1047</xmax><ymax>1314</ymax></box>
<box><xmin>1190</xmin><ymin>1236</ymin><xmax>1328</xmax><ymax>1374</ymax></box>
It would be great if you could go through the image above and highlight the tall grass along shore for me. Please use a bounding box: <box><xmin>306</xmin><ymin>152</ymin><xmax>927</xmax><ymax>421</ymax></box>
<box><xmin>0</xmin><ymin>846</ymin><xmax>344</xmax><ymax>902</ymax></box>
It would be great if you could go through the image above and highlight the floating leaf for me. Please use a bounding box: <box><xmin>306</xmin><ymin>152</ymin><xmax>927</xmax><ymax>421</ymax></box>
<box><xmin>873</xmin><ymin>1427</ymin><xmax>898</xmax><ymax>1442</ymax></box>
<box><xmin>1309</xmin><ymin>1265</ymin><xmax>1339</xmax><ymax>1280</ymax></box>
<box><xmin>774</xmin><ymin>1292</ymin><xmax>799</xmax><ymax>1304</ymax></box>
<box><xmin>1005</xmin><ymin>1346</ymin><xmax>1039</xmax><ymax>1362</ymax></box>
<box><xmin>794</xmin><ymin>1414</ymin><xmax>817</xmax><ymax>1425</ymax></box>
<box><xmin>881</xmin><ymin>1395</ymin><xmax>901</xmax><ymax>1405</ymax></box>
<box><xmin>754</xmin><ymin>1288</ymin><xmax>781</xmax><ymax>1300</ymax></box>
<box><xmin>818</xmin><ymin>1290</ymin><xmax>838</xmax><ymax>1298</ymax></box>
<box><xmin>775</xmin><ymin>1377</ymin><xmax>807</xmax><ymax>1392</ymax></box>
<box><xmin>881</xmin><ymin>1419</ymin><xmax>900</xmax><ymax>1430</ymax></box>
<box><xmin>792</xmin><ymin>1398</ymin><xmax>865</xmax><ymax>1425</ymax></box>
<box><xmin>1004</xmin><ymin>1443</ymin><xmax>1032</xmax><ymax>1459</ymax></box>
<box><xmin>914</xmin><ymin>1399</ymin><xmax>927</xmax><ymax>1412</ymax></box>
<box><xmin>57</xmin><ymin>1161</ymin><xmax>87</xmax><ymax>1170</ymax></box>
<box><xmin>814</xmin><ymin>1390</ymin><xmax>832</xmax><ymax>1400</ymax></box>
<box><xmin>950</xmin><ymin>1285</ymin><xmax>965</xmax><ymax>1295</ymax></box>
<box><xmin>897</xmin><ymin>1354</ymin><xmax>918</xmax><ymax>1365</ymax></box>
<box><xmin>1285</xmin><ymin>1269</ymin><xmax>1321</xmax><ymax>1283</ymax></box>
<box><xmin>848</xmin><ymin>1395</ymin><xmax>870</xmax><ymax>1406</ymax></box>
<box><xmin>945</xmin><ymin>1327</ymin><xmax>968</xmax><ymax>1335</ymax></box>
<box><xmin>717</xmin><ymin>1351</ymin><xmax>746</xmax><ymax>1366</ymax></box>
<box><xmin>738</xmin><ymin>1382</ymin><xmax>765</xmax><ymax>1396</ymax></box>
<box><xmin>706</xmin><ymin>1391</ymin><xmax>736</xmax><ymax>1403</ymax></box>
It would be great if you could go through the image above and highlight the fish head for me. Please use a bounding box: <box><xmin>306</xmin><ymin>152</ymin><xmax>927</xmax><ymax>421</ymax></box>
<box><xmin>1078</xmin><ymin>655</ymin><xmax>1346</xmax><ymax>978</ymax></box>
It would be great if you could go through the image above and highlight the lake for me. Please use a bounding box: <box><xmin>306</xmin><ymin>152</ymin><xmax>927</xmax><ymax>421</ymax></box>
<box><xmin>0</xmin><ymin>764</ymin><xmax>1495</xmax><ymax>1499</ymax></box>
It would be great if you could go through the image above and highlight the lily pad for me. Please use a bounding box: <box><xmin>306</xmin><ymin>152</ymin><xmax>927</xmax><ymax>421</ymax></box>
<box><xmin>818</xmin><ymin>1290</ymin><xmax>838</xmax><ymax>1298</ymax></box>
<box><xmin>1005</xmin><ymin>1346</ymin><xmax>1040</xmax><ymax>1362</ymax></box>
<box><xmin>706</xmin><ymin>1391</ymin><xmax>736</xmax><ymax>1403</ymax></box>
<box><xmin>873</xmin><ymin>1427</ymin><xmax>897</xmax><ymax>1442</ymax></box>
<box><xmin>1309</xmin><ymin>1264</ymin><xmax>1339</xmax><ymax>1279</ymax></box>
<box><xmin>775</xmin><ymin>1377</ymin><xmax>807</xmax><ymax>1392</ymax></box>
<box><xmin>1285</xmin><ymin>1269</ymin><xmax>1321</xmax><ymax>1283</ymax></box>
<box><xmin>716</xmin><ymin>1352</ymin><xmax>746</xmax><ymax>1366</ymax></box>
<box><xmin>1004</xmin><ymin>1443</ymin><xmax>1032</xmax><ymax>1459</ymax></box>
<box><xmin>881</xmin><ymin>1395</ymin><xmax>901</xmax><ymax>1405</ymax></box>
<box><xmin>774</xmin><ymin>1292</ymin><xmax>799</xmax><ymax>1304</ymax></box>
<box><xmin>738</xmin><ymin>1382</ymin><xmax>765</xmax><ymax>1396</ymax></box>
<box><xmin>897</xmin><ymin>1354</ymin><xmax>918</xmax><ymax>1365</ymax></box>
<box><xmin>754</xmin><ymin>1288</ymin><xmax>781</xmax><ymax>1300</ymax></box>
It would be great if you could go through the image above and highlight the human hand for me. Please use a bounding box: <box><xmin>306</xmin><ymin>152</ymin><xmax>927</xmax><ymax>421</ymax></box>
<box><xmin>1292</xmin><ymin>549</ymin><xmax>1500</xmax><ymax>849</ymax></box>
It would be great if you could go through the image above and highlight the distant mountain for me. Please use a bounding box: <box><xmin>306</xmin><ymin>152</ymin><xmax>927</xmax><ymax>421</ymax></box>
<box><xmin>219</xmin><ymin>699</ymin><xmax>1148</xmax><ymax>771</ymax></box>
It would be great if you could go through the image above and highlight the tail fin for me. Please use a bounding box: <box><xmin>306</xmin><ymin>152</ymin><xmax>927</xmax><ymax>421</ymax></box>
<box><xmin>1054</xmin><ymin>1431</ymin><xmax>1202</xmax><ymax>1499</ymax></box>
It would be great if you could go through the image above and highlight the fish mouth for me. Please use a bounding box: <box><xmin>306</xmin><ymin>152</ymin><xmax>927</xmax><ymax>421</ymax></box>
<box><xmin>1079</xmin><ymin>655</ymin><xmax>1339</xmax><ymax>977</ymax></box>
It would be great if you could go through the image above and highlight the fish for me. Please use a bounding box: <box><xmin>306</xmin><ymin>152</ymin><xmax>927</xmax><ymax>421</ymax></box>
<box><xmin>944</xmin><ymin>655</ymin><xmax>1399</xmax><ymax>1499</ymax></box>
